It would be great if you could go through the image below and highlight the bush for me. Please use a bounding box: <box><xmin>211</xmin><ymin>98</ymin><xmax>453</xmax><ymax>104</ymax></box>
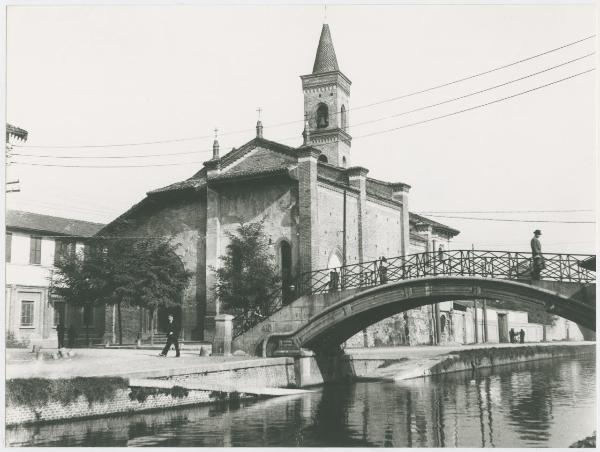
<box><xmin>6</xmin><ymin>377</ymin><xmax>129</xmax><ymax>409</ymax></box>
<box><xmin>128</xmin><ymin>385</ymin><xmax>189</xmax><ymax>403</ymax></box>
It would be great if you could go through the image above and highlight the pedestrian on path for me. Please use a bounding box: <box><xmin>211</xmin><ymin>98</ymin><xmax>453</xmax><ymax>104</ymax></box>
<box><xmin>510</xmin><ymin>328</ymin><xmax>516</xmax><ymax>343</ymax></box>
<box><xmin>56</xmin><ymin>322</ymin><xmax>66</xmax><ymax>349</ymax></box>
<box><xmin>159</xmin><ymin>315</ymin><xmax>180</xmax><ymax>358</ymax></box>
<box><xmin>530</xmin><ymin>229</ymin><xmax>545</xmax><ymax>281</ymax></box>
<box><xmin>519</xmin><ymin>329</ymin><xmax>525</xmax><ymax>344</ymax></box>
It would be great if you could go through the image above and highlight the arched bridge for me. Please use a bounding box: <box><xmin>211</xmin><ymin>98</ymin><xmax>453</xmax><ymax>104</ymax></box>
<box><xmin>231</xmin><ymin>250</ymin><xmax>595</xmax><ymax>356</ymax></box>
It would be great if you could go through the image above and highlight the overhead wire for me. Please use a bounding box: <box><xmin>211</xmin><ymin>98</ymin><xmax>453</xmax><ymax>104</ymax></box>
<box><xmin>11</xmin><ymin>68</ymin><xmax>595</xmax><ymax>168</ymax></box>
<box><xmin>12</xmin><ymin>52</ymin><xmax>595</xmax><ymax>161</ymax></box>
<box><xmin>423</xmin><ymin>214</ymin><xmax>595</xmax><ymax>224</ymax></box>
<box><xmin>416</xmin><ymin>209</ymin><xmax>594</xmax><ymax>214</ymax></box>
<box><xmin>11</xmin><ymin>34</ymin><xmax>595</xmax><ymax>151</ymax></box>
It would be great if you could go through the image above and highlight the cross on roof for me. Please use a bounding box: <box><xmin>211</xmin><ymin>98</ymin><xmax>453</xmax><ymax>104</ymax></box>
<box><xmin>256</xmin><ymin>107</ymin><xmax>262</xmax><ymax>120</ymax></box>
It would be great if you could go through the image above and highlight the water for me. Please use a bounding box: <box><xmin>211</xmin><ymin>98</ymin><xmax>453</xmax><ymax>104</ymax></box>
<box><xmin>6</xmin><ymin>355</ymin><xmax>596</xmax><ymax>447</ymax></box>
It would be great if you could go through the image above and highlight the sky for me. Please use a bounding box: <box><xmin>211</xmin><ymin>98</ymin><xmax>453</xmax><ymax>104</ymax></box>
<box><xmin>4</xmin><ymin>2</ymin><xmax>597</xmax><ymax>255</ymax></box>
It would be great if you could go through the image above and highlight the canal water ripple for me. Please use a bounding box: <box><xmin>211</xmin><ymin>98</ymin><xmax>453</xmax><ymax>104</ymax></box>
<box><xmin>6</xmin><ymin>354</ymin><xmax>596</xmax><ymax>447</ymax></box>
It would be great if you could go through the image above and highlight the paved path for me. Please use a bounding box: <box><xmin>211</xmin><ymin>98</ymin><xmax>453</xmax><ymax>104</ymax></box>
<box><xmin>5</xmin><ymin>348</ymin><xmax>262</xmax><ymax>380</ymax></box>
<box><xmin>6</xmin><ymin>341</ymin><xmax>594</xmax><ymax>380</ymax></box>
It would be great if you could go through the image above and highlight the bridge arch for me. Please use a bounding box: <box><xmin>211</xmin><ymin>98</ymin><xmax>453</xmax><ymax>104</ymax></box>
<box><xmin>268</xmin><ymin>276</ymin><xmax>594</xmax><ymax>354</ymax></box>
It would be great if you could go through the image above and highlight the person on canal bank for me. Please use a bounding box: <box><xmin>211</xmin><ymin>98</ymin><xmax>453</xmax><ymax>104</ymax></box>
<box><xmin>56</xmin><ymin>321</ymin><xmax>66</xmax><ymax>349</ymax></box>
<box><xmin>531</xmin><ymin>229</ymin><xmax>545</xmax><ymax>281</ymax></box>
<box><xmin>510</xmin><ymin>328</ymin><xmax>516</xmax><ymax>343</ymax></box>
<box><xmin>159</xmin><ymin>314</ymin><xmax>180</xmax><ymax>357</ymax></box>
<box><xmin>519</xmin><ymin>329</ymin><xmax>525</xmax><ymax>343</ymax></box>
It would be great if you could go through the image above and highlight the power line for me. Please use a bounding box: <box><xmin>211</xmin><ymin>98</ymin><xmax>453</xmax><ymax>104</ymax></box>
<box><xmin>424</xmin><ymin>214</ymin><xmax>595</xmax><ymax>224</ymax></box>
<box><xmin>11</xmin><ymin>34</ymin><xmax>595</xmax><ymax>151</ymax></box>
<box><xmin>417</xmin><ymin>209</ymin><xmax>594</xmax><ymax>214</ymax></box>
<box><xmin>13</xmin><ymin>53</ymin><xmax>594</xmax><ymax>161</ymax></box>
<box><xmin>12</xmin><ymin>68</ymin><xmax>594</xmax><ymax>169</ymax></box>
<box><xmin>349</xmin><ymin>35</ymin><xmax>596</xmax><ymax>114</ymax></box>
<box><xmin>11</xmin><ymin>148</ymin><xmax>213</xmax><ymax>160</ymax></box>
<box><xmin>353</xmin><ymin>68</ymin><xmax>595</xmax><ymax>140</ymax></box>
<box><xmin>349</xmin><ymin>53</ymin><xmax>595</xmax><ymax>130</ymax></box>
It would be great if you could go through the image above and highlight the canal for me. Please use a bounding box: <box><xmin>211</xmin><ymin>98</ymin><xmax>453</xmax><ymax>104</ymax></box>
<box><xmin>6</xmin><ymin>355</ymin><xmax>595</xmax><ymax>447</ymax></box>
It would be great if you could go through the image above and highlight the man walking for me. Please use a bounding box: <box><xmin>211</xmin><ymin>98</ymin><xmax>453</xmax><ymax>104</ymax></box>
<box><xmin>159</xmin><ymin>314</ymin><xmax>180</xmax><ymax>358</ymax></box>
<box><xmin>530</xmin><ymin>229</ymin><xmax>544</xmax><ymax>281</ymax></box>
<box><xmin>56</xmin><ymin>321</ymin><xmax>66</xmax><ymax>349</ymax></box>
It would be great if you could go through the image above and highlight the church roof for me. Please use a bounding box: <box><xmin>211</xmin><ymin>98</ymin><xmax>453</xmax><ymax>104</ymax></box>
<box><xmin>312</xmin><ymin>24</ymin><xmax>340</xmax><ymax>74</ymax></box>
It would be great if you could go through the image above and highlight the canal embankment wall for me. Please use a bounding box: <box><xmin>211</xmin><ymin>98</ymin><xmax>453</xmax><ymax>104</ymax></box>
<box><xmin>5</xmin><ymin>342</ymin><xmax>595</xmax><ymax>425</ymax></box>
<box><xmin>293</xmin><ymin>342</ymin><xmax>596</xmax><ymax>387</ymax></box>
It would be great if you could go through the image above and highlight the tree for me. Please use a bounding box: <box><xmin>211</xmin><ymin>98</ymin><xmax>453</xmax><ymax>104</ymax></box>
<box><xmin>52</xmin><ymin>237</ymin><xmax>192</xmax><ymax>345</ymax></box>
<box><xmin>214</xmin><ymin>221</ymin><xmax>281</xmax><ymax>335</ymax></box>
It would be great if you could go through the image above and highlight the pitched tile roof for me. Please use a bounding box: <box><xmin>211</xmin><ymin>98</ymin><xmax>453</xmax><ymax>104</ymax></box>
<box><xmin>6</xmin><ymin>210</ymin><xmax>105</xmax><ymax>237</ymax></box>
<box><xmin>312</xmin><ymin>24</ymin><xmax>340</xmax><ymax>74</ymax></box>
<box><xmin>6</xmin><ymin>123</ymin><xmax>28</xmax><ymax>141</ymax></box>
<box><xmin>148</xmin><ymin>177</ymin><xmax>206</xmax><ymax>195</ymax></box>
<box><xmin>410</xmin><ymin>212</ymin><xmax>460</xmax><ymax>237</ymax></box>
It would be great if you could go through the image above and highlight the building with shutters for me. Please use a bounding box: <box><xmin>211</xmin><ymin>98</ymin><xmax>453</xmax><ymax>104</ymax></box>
<box><xmin>5</xmin><ymin>210</ymin><xmax>104</xmax><ymax>346</ymax></box>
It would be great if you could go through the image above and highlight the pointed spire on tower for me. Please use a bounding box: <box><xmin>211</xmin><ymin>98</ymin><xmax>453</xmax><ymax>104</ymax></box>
<box><xmin>312</xmin><ymin>23</ymin><xmax>339</xmax><ymax>74</ymax></box>
<box><xmin>212</xmin><ymin>128</ymin><xmax>220</xmax><ymax>159</ymax></box>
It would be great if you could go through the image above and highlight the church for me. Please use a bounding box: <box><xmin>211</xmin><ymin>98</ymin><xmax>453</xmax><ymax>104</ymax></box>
<box><xmin>97</xmin><ymin>23</ymin><xmax>460</xmax><ymax>345</ymax></box>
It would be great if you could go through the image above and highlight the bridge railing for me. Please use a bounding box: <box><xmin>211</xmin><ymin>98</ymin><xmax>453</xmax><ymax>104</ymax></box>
<box><xmin>296</xmin><ymin>250</ymin><xmax>595</xmax><ymax>296</ymax></box>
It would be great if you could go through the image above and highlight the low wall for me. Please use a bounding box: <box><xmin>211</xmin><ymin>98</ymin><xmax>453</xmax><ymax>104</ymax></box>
<box><xmin>5</xmin><ymin>358</ymin><xmax>296</xmax><ymax>427</ymax></box>
<box><xmin>5</xmin><ymin>386</ymin><xmax>236</xmax><ymax>426</ymax></box>
<box><xmin>293</xmin><ymin>343</ymin><xmax>596</xmax><ymax>387</ymax></box>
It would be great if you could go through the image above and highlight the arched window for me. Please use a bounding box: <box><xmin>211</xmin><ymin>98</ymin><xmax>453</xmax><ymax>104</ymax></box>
<box><xmin>340</xmin><ymin>104</ymin><xmax>347</xmax><ymax>130</ymax></box>
<box><xmin>280</xmin><ymin>241</ymin><xmax>292</xmax><ymax>304</ymax></box>
<box><xmin>316</xmin><ymin>103</ymin><xmax>329</xmax><ymax>129</ymax></box>
<box><xmin>318</xmin><ymin>155</ymin><xmax>328</xmax><ymax>163</ymax></box>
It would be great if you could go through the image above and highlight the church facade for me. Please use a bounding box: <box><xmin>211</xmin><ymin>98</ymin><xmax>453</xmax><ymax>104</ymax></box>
<box><xmin>97</xmin><ymin>24</ymin><xmax>459</xmax><ymax>345</ymax></box>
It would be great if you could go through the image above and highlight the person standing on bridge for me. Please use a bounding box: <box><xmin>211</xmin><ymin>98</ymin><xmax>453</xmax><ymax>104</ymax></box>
<box><xmin>531</xmin><ymin>229</ymin><xmax>545</xmax><ymax>281</ymax></box>
<box><xmin>378</xmin><ymin>257</ymin><xmax>388</xmax><ymax>284</ymax></box>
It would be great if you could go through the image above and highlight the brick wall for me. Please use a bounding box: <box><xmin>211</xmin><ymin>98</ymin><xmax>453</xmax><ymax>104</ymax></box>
<box><xmin>101</xmin><ymin>196</ymin><xmax>207</xmax><ymax>342</ymax></box>
<box><xmin>316</xmin><ymin>183</ymin><xmax>360</xmax><ymax>267</ymax></box>
<box><xmin>364</xmin><ymin>199</ymin><xmax>402</xmax><ymax>262</ymax></box>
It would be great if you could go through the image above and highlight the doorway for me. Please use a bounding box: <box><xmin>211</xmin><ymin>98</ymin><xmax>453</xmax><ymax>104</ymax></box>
<box><xmin>280</xmin><ymin>241</ymin><xmax>292</xmax><ymax>304</ymax></box>
<box><xmin>497</xmin><ymin>313</ymin><xmax>509</xmax><ymax>343</ymax></box>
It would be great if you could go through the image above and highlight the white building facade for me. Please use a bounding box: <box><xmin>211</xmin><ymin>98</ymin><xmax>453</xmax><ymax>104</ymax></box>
<box><xmin>5</xmin><ymin>210</ymin><xmax>104</xmax><ymax>346</ymax></box>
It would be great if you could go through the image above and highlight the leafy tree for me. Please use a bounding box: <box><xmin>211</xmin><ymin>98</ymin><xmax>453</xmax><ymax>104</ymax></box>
<box><xmin>52</xmin><ymin>237</ymin><xmax>192</xmax><ymax>345</ymax></box>
<box><xmin>214</xmin><ymin>221</ymin><xmax>281</xmax><ymax>335</ymax></box>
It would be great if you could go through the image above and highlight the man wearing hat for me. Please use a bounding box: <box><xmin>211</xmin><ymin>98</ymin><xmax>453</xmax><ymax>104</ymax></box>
<box><xmin>531</xmin><ymin>230</ymin><xmax>544</xmax><ymax>280</ymax></box>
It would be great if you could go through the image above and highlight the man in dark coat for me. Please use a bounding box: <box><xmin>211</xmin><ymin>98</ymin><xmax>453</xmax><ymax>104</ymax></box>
<box><xmin>159</xmin><ymin>314</ymin><xmax>181</xmax><ymax>357</ymax></box>
<box><xmin>56</xmin><ymin>322</ymin><xmax>66</xmax><ymax>349</ymax></box>
<box><xmin>531</xmin><ymin>229</ymin><xmax>544</xmax><ymax>280</ymax></box>
<box><xmin>519</xmin><ymin>329</ymin><xmax>525</xmax><ymax>344</ymax></box>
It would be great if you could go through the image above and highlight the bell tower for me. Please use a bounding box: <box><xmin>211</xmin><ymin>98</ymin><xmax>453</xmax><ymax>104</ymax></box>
<box><xmin>301</xmin><ymin>24</ymin><xmax>351</xmax><ymax>167</ymax></box>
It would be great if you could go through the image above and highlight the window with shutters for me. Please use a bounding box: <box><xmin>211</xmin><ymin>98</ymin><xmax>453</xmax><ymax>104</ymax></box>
<box><xmin>20</xmin><ymin>300</ymin><xmax>34</xmax><ymax>327</ymax></box>
<box><xmin>30</xmin><ymin>236</ymin><xmax>42</xmax><ymax>265</ymax></box>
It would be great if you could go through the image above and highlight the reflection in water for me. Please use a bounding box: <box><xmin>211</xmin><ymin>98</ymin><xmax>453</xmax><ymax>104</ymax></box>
<box><xmin>6</xmin><ymin>355</ymin><xmax>596</xmax><ymax>448</ymax></box>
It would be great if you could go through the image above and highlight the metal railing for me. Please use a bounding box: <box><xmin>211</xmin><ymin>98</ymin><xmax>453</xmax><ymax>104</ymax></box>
<box><xmin>295</xmin><ymin>250</ymin><xmax>596</xmax><ymax>296</ymax></box>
